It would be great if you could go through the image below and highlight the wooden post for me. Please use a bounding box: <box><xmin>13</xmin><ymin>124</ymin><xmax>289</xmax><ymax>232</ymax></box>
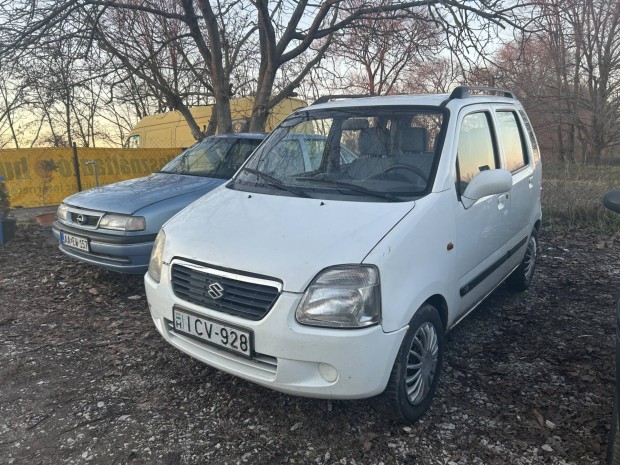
<box><xmin>72</xmin><ymin>142</ymin><xmax>82</xmax><ymax>192</ymax></box>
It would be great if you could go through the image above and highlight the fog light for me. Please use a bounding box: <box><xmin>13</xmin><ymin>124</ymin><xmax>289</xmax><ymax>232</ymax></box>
<box><xmin>318</xmin><ymin>363</ymin><xmax>338</xmax><ymax>383</ymax></box>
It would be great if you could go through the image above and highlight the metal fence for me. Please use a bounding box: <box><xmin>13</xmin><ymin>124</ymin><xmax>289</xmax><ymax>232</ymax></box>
<box><xmin>0</xmin><ymin>146</ymin><xmax>182</xmax><ymax>208</ymax></box>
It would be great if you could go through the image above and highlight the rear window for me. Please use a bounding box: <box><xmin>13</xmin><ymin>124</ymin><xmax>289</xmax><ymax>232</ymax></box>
<box><xmin>518</xmin><ymin>109</ymin><xmax>540</xmax><ymax>164</ymax></box>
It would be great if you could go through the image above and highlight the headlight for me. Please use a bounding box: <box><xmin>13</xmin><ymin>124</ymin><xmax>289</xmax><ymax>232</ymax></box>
<box><xmin>148</xmin><ymin>230</ymin><xmax>166</xmax><ymax>283</ymax></box>
<box><xmin>99</xmin><ymin>213</ymin><xmax>145</xmax><ymax>231</ymax></box>
<box><xmin>57</xmin><ymin>203</ymin><xmax>69</xmax><ymax>221</ymax></box>
<box><xmin>296</xmin><ymin>265</ymin><xmax>381</xmax><ymax>328</ymax></box>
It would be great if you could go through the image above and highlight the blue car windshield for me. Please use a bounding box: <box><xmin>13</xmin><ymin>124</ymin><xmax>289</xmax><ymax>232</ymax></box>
<box><xmin>231</xmin><ymin>107</ymin><xmax>446</xmax><ymax>202</ymax></box>
<box><xmin>160</xmin><ymin>137</ymin><xmax>261</xmax><ymax>179</ymax></box>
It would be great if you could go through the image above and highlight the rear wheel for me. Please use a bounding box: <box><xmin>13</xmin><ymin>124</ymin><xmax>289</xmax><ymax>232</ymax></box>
<box><xmin>507</xmin><ymin>229</ymin><xmax>538</xmax><ymax>291</ymax></box>
<box><xmin>378</xmin><ymin>303</ymin><xmax>444</xmax><ymax>423</ymax></box>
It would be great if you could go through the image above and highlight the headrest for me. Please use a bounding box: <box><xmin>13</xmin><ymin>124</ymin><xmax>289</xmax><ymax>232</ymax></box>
<box><xmin>358</xmin><ymin>127</ymin><xmax>388</xmax><ymax>157</ymax></box>
<box><xmin>342</xmin><ymin>119</ymin><xmax>370</xmax><ymax>130</ymax></box>
<box><xmin>398</xmin><ymin>127</ymin><xmax>428</xmax><ymax>153</ymax></box>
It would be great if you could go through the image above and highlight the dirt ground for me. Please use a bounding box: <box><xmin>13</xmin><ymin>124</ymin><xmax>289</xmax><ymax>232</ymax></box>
<box><xmin>0</xmin><ymin>220</ymin><xmax>619</xmax><ymax>465</ymax></box>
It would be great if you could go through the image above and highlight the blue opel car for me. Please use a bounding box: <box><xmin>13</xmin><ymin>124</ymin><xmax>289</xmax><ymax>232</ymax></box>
<box><xmin>52</xmin><ymin>133</ymin><xmax>266</xmax><ymax>273</ymax></box>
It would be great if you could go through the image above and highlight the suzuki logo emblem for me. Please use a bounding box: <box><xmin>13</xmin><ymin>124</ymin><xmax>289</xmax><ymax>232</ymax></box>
<box><xmin>207</xmin><ymin>282</ymin><xmax>225</xmax><ymax>300</ymax></box>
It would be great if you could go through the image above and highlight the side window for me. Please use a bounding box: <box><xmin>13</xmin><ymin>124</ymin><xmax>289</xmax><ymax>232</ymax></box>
<box><xmin>125</xmin><ymin>134</ymin><xmax>140</xmax><ymax>148</ymax></box>
<box><xmin>518</xmin><ymin>109</ymin><xmax>540</xmax><ymax>164</ymax></box>
<box><xmin>496</xmin><ymin>111</ymin><xmax>528</xmax><ymax>172</ymax></box>
<box><xmin>456</xmin><ymin>112</ymin><xmax>497</xmax><ymax>196</ymax></box>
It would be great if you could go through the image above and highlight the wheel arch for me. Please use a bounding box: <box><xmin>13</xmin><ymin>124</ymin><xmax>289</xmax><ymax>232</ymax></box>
<box><xmin>425</xmin><ymin>294</ymin><xmax>448</xmax><ymax>333</ymax></box>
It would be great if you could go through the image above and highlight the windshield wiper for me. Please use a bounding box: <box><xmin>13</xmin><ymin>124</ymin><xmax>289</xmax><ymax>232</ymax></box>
<box><xmin>294</xmin><ymin>176</ymin><xmax>403</xmax><ymax>202</ymax></box>
<box><xmin>238</xmin><ymin>167</ymin><xmax>310</xmax><ymax>198</ymax></box>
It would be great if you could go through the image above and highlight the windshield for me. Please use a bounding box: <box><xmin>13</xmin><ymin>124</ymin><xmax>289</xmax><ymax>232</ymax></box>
<box><xmin>231</xmin><ymin>107</ymin><xmax>446</xmax><ymax>202</ymax></box>
<box><xmin>161</xmin><ymin>136</ymin><xmax>262</xmax><ymax>178</ymax></box>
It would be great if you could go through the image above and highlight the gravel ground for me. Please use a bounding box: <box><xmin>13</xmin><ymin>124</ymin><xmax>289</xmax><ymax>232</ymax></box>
<box><xmin>0</xmin><ymin>221</ymin><xmax>619</xmax><ymax>465</ymax></box>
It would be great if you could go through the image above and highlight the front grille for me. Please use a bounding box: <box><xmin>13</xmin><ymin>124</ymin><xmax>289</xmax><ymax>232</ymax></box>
<box><xmin>70</xmin><ymin>212</ymin><xmax>101</xmax><ymax>226</ymax></box>
<box><xmin>171</xmin><ymin>263</ymin><xmax>281</xmax><ymax>320</ymax></box>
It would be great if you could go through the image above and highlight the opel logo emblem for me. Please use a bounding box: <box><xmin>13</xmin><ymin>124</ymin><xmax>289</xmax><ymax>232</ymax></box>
<box><xmin>76</xmin><ymin>214</ymin><xmax>86</xmax><ymax>224</ymax></box>
<box><xmin>207</xmin><ymin>282</ymin><xmax>225</xmax><ymax>300</ymax></box>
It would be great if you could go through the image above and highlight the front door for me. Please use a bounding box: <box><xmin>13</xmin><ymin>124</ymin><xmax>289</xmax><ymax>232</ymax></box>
<box><xmin>453</xmin><ymin>107</ymin><xmax>513</xmax><ymax>316</ymax></box>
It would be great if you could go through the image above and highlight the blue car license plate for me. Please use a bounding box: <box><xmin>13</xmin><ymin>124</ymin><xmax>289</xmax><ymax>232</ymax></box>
<box><xmin>61</xmin><ymin>232</ymin><xmax>89</xmax><ymax>252</ymax></box>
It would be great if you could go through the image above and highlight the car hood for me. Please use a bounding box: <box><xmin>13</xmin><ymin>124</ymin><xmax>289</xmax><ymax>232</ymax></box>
<box><xmin>163</xmin><ymin>187</ymin><xmax>415</xmax><ymax>292</ymax></box>
<box><xmin>62</xmin><ymin>173</ymin><xmax>226</xmax><ymax>215</ymax></box>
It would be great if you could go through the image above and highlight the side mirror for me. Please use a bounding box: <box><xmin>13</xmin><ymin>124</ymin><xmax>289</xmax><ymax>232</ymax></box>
<box><xmin>603</xmin><ymin>189</ymin><xmax>620</xmax><ymax>214</ymax></box>
<box><xmin>461</xmin><ymin>169</ymin><xmax>512</xmax><ymax>209</ymax></box>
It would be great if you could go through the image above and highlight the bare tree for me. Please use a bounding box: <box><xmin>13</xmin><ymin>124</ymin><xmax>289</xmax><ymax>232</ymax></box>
<box><xmin>0</xmin><ymin>0</ymin><xmax>532</xmax><ymax>143</ymax></box>
<box><xmin>487</xmin><ymin>0</ymin><xmax>620</xmax><ymax>163</ymax></box>
<box><xmin>330</xmin><ymin>0</ymin><xmax>442</xmax><ymax>96</ymax></box>
<box><xmin>403</xmin><ymin>57</ymin><xmax>461</xmax><ymax>94</ymax></box>
<box><xmin>579</xmin><ymin>0</ymin><xmax>620</xmax><ymax>163</ymax></box>
<box><xmin>247</xmin><ymin>0</ymin><xmax>529</xmax><ymax>130</ymax></box>
<box><xmin>0</xmin><ymin>64</ymin><xmax>28</xmax><ymax>148</ymax></box>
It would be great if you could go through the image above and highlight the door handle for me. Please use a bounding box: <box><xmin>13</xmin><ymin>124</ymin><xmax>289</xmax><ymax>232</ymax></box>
<box><xmin>497</xmin><ymin>193</ymin><xmax>508</xmax><ymax>209</ymax></box>
<box><xmin>529</xmin><ymin>176</ymin><xmax>534</xmax><ymax>188</ymax></box>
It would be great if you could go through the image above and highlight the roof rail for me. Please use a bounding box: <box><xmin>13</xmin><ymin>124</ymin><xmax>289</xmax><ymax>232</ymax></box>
<box><xmin>312</xmin><ymin>94</ymin><xmax>371</xmax><ymax>105</ymax></box>
<box><xmin>447</xmin><ymin>86</ymin><xmax>516</xmax><ymax>100</ymax></box>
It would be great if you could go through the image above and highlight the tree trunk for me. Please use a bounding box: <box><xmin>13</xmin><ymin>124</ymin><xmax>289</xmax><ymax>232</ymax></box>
<box><xmin>249</xmin><ymin>70</ymin><xmax>274</xmax><ymax>133</ymax></box>
<box><xmin>197</xmin><ymin>0</ymin><xmax>233</xmax><ymax>134</ymax></box>
<box><xmin>205</xmin><ymin>105</ymin><xmax>218</xmax><ymax>136</ymax></box>
<box><xmin>175</xmin><ymin>100</ymin><xmax>203</xmax><ymax>141</ymax></box>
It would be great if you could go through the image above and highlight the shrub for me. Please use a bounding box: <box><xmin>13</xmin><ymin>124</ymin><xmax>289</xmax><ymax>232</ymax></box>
<box><xmin>542</xmin><ymin>161</ymin><xmax>620</xmax><ymax>232</ymax></box>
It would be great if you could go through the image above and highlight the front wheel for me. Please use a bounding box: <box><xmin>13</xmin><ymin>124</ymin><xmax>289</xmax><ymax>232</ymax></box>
<box><xmin>507</xmin><ymin>229</ymin><xmax>538</xmax><ymax>291</ymax></box>
<box><xmin>378</xmin><ymin>303</ymin><xmax>444</xmax><ymax>423</ymax></box>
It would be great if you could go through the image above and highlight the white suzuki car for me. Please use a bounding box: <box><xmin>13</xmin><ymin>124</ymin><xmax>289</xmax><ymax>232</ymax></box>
<box><xmin>145</xmin><ymin>87</ymin><xmax>542</xmax><ymax>423</ymax></box>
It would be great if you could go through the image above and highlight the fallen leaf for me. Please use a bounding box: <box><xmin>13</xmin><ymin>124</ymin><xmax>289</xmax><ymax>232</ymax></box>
<box><xmin>533</xmin><ymin>408</ymin><xmax>545</xmax><ymax>428</ymax></box>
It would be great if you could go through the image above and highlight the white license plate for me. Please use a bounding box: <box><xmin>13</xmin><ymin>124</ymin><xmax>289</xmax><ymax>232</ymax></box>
<box><xmin>61</xmin><ymin>232</ymin><xmax>89</xmax><ymax>252</ymax></box>
<box><xmin>172</xmin><ymin>307</ymin><xmax>253</xmax><ymax>358</ymax></box>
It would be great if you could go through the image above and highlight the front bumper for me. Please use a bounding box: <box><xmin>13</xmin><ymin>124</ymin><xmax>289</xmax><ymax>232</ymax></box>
<box><xmin>145</xmin><ymin>265</ymin><xmax>407</xmax><ymax>399</ymax></box>
<box><xmin>52</xmin><ymin>221</ymin><xmax>156</xmax><ymax>274</ymax></box>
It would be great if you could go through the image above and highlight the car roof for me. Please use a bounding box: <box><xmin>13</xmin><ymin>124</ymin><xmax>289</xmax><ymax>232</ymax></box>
<box><xmin>306</xmin><ymin>91</ymin><xmax>519</xmax><ymax>111</ymax></box>
<box><xmin>308</xmin><ymin>94</ymin><xmax>449</xmax><ymax>109</ymax></box>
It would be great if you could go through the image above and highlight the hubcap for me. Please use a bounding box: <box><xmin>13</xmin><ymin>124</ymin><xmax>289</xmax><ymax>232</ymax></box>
<box><xmin>524</xmin><ymin>236</ymin><xmax>537</xmax><ymax>280</ymax></box>
<box><xmin>405</xmin><ymin>322</ymin><xmax>438</xmax><ymax>405</ymax></box>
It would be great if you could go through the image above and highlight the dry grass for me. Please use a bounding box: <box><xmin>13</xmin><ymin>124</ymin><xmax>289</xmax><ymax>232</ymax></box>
<box><xmin>542</xmin><ymin>161</ymin><xmax>620</xmax><ymax>232</ymax></box>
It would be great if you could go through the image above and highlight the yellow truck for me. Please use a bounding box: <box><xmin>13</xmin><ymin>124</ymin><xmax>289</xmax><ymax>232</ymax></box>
<box><xmin>125</xmin><ymin>97</ymin><xmax>306</xmax><ymax>148</ymax></box>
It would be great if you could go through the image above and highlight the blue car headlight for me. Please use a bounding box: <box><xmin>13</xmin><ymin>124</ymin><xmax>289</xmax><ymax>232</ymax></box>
<box><xmin>99</xmin><ymin>213</ymin><xmax>145</xmax><ymax>231</ymax></box>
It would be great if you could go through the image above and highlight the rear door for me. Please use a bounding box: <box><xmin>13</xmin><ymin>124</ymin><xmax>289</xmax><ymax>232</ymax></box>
<box><xmin>491</xmin><ymin>106</ymin><xmax>537</xmax><ymax>267</ymax></box>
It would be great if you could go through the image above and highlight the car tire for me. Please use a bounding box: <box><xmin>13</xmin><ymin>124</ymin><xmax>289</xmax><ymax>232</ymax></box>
<box><xmin>377</xmin><ymin>303</ymin><xmax>444</xmax><ymax>423</ymax></box>
<box><xmin>506</xmin><ymin>228</ymin><xmax>538</xmax><ymax>292</ymax></box>
<box><xmin>609</xmin><ymin>395</ymin><xmax>620</xmax><ymax>464</ymax></box>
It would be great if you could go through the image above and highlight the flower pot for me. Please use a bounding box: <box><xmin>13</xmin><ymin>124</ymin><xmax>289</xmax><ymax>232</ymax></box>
<box><xmin>1</xmin><ymin>218</ymin><xmax>16</xmax><ymax>243</ymax></box>
<box><xmin>35</xmin><ymin>212</ymin><xmax>56</xmax><ymax>228</ymax></box>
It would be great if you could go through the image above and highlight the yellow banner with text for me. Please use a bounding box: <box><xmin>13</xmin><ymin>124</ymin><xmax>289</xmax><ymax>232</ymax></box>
<box><xmin>0</xmin><ymin>147</ymin><xmax>182</xmax><ymax>208</ymax></box>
